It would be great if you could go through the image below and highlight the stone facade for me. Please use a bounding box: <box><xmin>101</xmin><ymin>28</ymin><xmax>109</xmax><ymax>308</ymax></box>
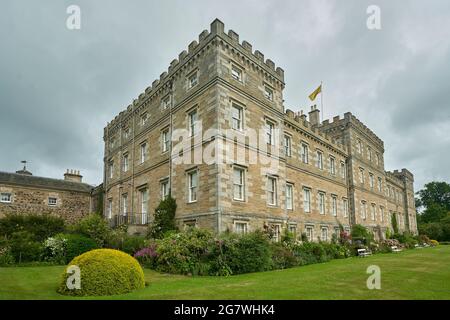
<box><xmin>0</xmin><ymin>169</ymin><xmax>94</xmax><ymax>224</ymax></box>
<box><xmin>102</xmin><ymin>19</ymin><xmax>418</xmax><ymax>239</ymax></box>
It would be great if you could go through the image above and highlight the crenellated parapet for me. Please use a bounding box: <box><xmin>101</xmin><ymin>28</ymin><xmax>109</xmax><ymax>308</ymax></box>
<box><xmin>104</xmin><ymin>19</ymin><xmax>285</xmax><ymax>137</ymax></box>
<box><xmin>343</xmin><ymin>112</ymin><xmax>384</xmax><ymax>149</ymax></box>
<box><xmin>284</xmin><ymin>109</ymin><xmax>347</xmax><ymax>156</ymax></box>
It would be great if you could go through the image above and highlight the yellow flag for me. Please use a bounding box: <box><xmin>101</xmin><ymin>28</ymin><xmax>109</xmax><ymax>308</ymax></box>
<box><xmin>309</xmin><ymin>84</ymin><xmax>322</xmax><ymax>101</ymax></box>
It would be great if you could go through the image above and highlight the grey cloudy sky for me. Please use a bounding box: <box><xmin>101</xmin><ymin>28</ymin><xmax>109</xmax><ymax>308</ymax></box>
<box><xmin>1</xmin><ymin>0</ymin><xmax>449</xmax><ymax>191</ymax></box>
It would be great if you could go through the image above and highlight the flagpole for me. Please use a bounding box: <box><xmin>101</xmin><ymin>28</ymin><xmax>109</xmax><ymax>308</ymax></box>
<box><xmin>320</xmin><ymin>81</ymin><xmax>323</xmax><ymax>122</ymax></box>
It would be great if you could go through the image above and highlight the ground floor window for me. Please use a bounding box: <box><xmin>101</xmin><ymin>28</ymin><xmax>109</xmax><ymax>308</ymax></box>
<box><xmin>272</xmin><ymin>224</ymin><xmax>281</xmax><ymax>242</ymax></box>
<box><xmin>48</xmin><ymin>197</ymin><xmax>57</xmax><ymax>206</ymax></box>
<box><xmin>306</xmin><ymin>226</ymin><xmax>314</xmax><ymax>242</ymax></box>
<box><xmin>321</xmin><ymin>227</ymin><xmax>328</xmax><ymax>241</ymax></box>
<box><xmin>234</xmin><ymin>221</ymin><xmax>248</xmax><ymax>234</ymax></box>
<box><xmin>0</xmin><ymin>192</ymin><xmax>12</xmax><ymax>203</ymax></box>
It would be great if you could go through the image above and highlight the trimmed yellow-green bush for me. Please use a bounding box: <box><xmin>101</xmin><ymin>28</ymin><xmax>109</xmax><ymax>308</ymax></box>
<box><xmin>58</xmin><ymin>249</ymin><xmax>145</xmax><ymax>296</ymax></box>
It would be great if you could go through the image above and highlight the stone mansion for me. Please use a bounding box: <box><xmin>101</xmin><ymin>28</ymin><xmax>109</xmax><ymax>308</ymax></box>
<box><xmin>102</xmin><ymin>19</ymin><xmax>417</xmax><ymax>240</ymax></box>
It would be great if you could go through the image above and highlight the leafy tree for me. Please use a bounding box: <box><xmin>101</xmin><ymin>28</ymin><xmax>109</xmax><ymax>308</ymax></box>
<box><xmin>147</xmin><ymin>195</ymin><xmax>177</xmax><ymax>239</ymax></box>
<box><xmin>416</xmin><ymin>181</ymin><xmax>450</xmax><ymax>212</ymax></box>
<box><xmin>419</xmin><ymin>203</ymin><xmax>448</xmax><ymax>223</ymax></box>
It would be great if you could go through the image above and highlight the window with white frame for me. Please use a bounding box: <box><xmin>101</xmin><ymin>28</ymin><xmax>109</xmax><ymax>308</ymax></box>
<box><xmin>321</xmin><ymin>227</ymin><xmax>328</xmax><ymax>241</ymax></box>
<box><xmin>231</xmin><ymin>65</ymin><xmax>242</xmax><ymax>82</ymax></box>
<box><xmin>376</xmin><ymin>153</ymin><xmax>380</xmax><ymax>166</ymax></box>
<box><xmin>188</xmin><ymin>72</ymin><xmax>198</xmax><ymax>89</ymax></box>
<box><xmin>234</xmin><ymin>221</ymin><xmax>248</xmax><ymax>234</ymax></box>
<box><xmin>48</xmin><ymin>197</ymin><xmax>57</xmax><ymax>206</ymax></box>
<box><xmin>284</xmin><ymin>135</ymin><xmax>292</xmax><ymax>157</ymax></box>
<box><xmin>264</xmin><ymin>85</ymin><xmax>273</xmax><ymax>101</ymax></box>
<box><xmin>317</xmin><ymin>151</ymin><xmax>323</xmax><ymax>169</ymax></box>
<box><xmin>380</xmin><ymin>206</ymin><xmax>385</xmax><ymax>222</ymax></box>
<box><xmin>161</xmin><ymin>95</ymin><xmax>171</xmax><ymax>109</ymax></box>
<box><xmin>331</xmin><ymin>195</ymin><xmax>337</xmax><ymax>216</ymax></box>
<box><xmin>343</xmin><ymin>198</ymin><xmax>349</xmax><ymax>218</ymax></box>
<box><xmin>162</xmin><ymin>129</ymin><xmax>170</xmax><ymax>153</ymax></box>
<box><xmin>303</xmin><ymin>188</ymin><xmax>311</xmax><ymax>213</ymax></box>
<box><xmin>378</xmin><ymin>177</ymin><xmax>382</xmax><ymax>192</ymax></box>
<box><xmin>108</xmin><ymin>161</ymin><xmax>114</xmax><ymax>179</ymax></box>
<box><xmin>107</xmin><ymin>198</ymin><xmax>112</xmax><ymax>219</ymax></box>
<box><xmin>121</xmin><ymin>194</ymin><xmax>128</xmax><ymax>215</ymax></box>
<box><xmin>369</xmin><ymin>173</ymin><xmax>374</xmax><ymax>190</ymax></box>
<box><xmin>301</xmin><ymin>143</ymin><xmax>309</xmax><ymax>164</ymax></box>
<box><xmin>188</xmin><ymin>109</ymin><xmax>198</xmax><ymax>136</ymax></box>
<box><xmin>231</xmin><ymin>103</ymin><xmax>243</xmax><ymax>131</ymax></box>
<box><xmin>188</xmin><ymin>169</ymin><xmax>198</xmax><ymax>203</ymax></box>
<box><xmin>160</xmin><ymin>179</ymin><xmax>169</xmax><ymax>200</ymax></box>
<box><xmin>140</xmin><ymin>189</ymin><xmax>148</xmax><ymax>224</ymax></box>
<box><xmin>340</xmin><ymin>161</ymin><xmax>346</xmax><ymax>179</ymax></box>
<box><xmin>140</xmin><ymin>142</ymin><xmax>148</xmax><ymax>163</ymax></box>
<box><xmin>368</xmin><ymin>146</ymin><xmax>372</xmax><ymax>161</ymax></box>
<box><xmin>330</xmin><ymin>156</ymin><xmax>336</xmax><ymax>175</ymax></box>
<box><xmin>306</xmin><ymin>226</ymin><xmax>314</xmax><ymax>242</ymax></box>
<box><xmin>319</xmin><ymin>192</ymin><xmax>325</xmax><ymax>215</ymax></box>
<box><xmin>233</xmin><ymin>167</ymin><xmax>245</xmax><ymax>201</ymax></box>
<box><xmin>272</xmin><ymin>224</ymin><xmax>281</xmax><ymax>242</ymax></box>
<box><xmin>122</xmin><ymin>153</ymin><xmax>129</xmax><ymax>172</ymax></box>
<box><xmin>286</xmin><ymin>183</ymin><xmax>293</xmax><ymax>210</ymax></box>
<box><xmin>1</xmin><ymin>192</ymin><xmax>12</xmax><ymax>203</ymax></box>
<box><xmin>141</xmin><ymin>112</ymin><xmax>148</xmax><ymax>126</ymax></box>
<box><xmin>359</xmin><ymin>167</ymin><xmax>365</xmax><ymax>184</ymax></box>
<box><xmin>267</xmin><ymin>176</ymin><xmax>277</xmax><ymax>206</ymax></box>
<box><xmin>265</xmin><ymin>120</ymin><xmax>275</xmax><ymax>145</ymax></box>
<box><xmin>361</xmin><ymin>201</ymin><xmax>367</xmax><ymax>219</ymax></box>
<box><xmin>371</xmin><ymin>204</ymin><xmax>376</xmax><ymax>221</ymax></box>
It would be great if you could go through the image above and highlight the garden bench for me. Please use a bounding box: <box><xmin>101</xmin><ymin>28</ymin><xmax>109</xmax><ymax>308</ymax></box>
<box><xmin>357</xmin><ymin>248</ymin><xmax>372</xmax><ymax>257</ymax></box>
<box><xmin>391</xmin><ymin>246</ymin><xmax>402</xmax><ymax>252</ymax></box>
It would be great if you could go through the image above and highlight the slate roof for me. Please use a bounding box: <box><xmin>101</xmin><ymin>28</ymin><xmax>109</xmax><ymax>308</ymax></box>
<box><xmin>0</xmin><ymin>171</ymin><xmax>94</xmax><ymax>193</ymax></box>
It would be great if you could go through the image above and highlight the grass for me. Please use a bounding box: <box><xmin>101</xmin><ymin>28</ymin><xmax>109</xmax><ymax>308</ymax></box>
<box><xmin>0</xmin><ymin>246</ymin><xmax>449</xmax><ymax>300</ymax></box>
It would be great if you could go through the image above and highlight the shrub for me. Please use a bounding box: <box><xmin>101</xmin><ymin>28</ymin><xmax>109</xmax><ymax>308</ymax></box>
<box><xmin>107</xmin><ymin>228</ymin><xmax>148</xmax><ymax>255</ymax></box>
<box><xmin>72</xmin><ymin>213</ymin><xmax>111</xmax><ymax>247</ymax></box>
<box><xmin>0</xmin><ymin>241</ymin><xmax>15</xmax><ymax>266</ymax></box>
<box><xmin>270</xmin><ymin>243</ymin><xmax>299</xmax><ymax>269</ymax></box>
<box><xmin>0</xmin><ymin>214</ymin><xmax>65</xmax><ymax>242</ymax></box>
<box><xmin>63</xmin><ymin>234</ymin><xmax>98</xmax><ymax>263</ymax></box>
<box><xmin>147</xmin><ymin>195</ymin><xmax>178</xmax><ymax>239</ymax></box>
<box><xmin>215</xmin><ymin>231</ymin><xmax>272</xmax><ymax>275</ymax></box>
<box><xmin>58</xmin><ymin>249</ymin><xmax>145</xmax><ymax>296</ymax></box>
<box><xmin>44</xmin><ymin>233</ymin><xmax>98</xmax><ymax>264</ymax></box>
<box><xmin>291</xmin><ymin>242</ymin><xmax>330</xmax><ymax>265</ymax></box>
<box><xmin>154</xmin><ymin>228</ymin><xmax>214</xmax><ymax>275</ymax></box>
<box><xmin>43</xmin><ymin>236</ymin><xmax>67</xmax><ymax>264</ymax></box>
<box><xmin>134</xmin><ymin>242</ymin><xmax>158</xmax><ymax>268</ymax></box>
<box><xmin>9</xmin><ymin>231</ymin><xmax>44</xmax><ymax>263</ymax></box>
<box><xmin>351</xmin><ymin>224</ymin><xmax>373</xmax><ymax>245</ymax></box>
<box><xmin>394</xmin><ymin>232</ymin><xmax>418</xmax><ymax>248</ymax></box>
<box><xmin>430</xmin><ymin>239</ymin><xmax>439</xmax><ymax>246</ymax></box>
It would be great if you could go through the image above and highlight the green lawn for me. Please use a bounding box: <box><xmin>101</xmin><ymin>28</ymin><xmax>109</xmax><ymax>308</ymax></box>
<box><xmin>1</xmin><ymin>246</ymin><xmax>449</xmax><ymax>300</ymax></box>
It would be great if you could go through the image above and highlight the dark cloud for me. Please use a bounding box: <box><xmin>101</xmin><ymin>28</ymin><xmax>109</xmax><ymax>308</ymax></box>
<box><xmin>0</xmin><ymin>0</ymin><xmax>449</xmax><ymax>191</ymax></box>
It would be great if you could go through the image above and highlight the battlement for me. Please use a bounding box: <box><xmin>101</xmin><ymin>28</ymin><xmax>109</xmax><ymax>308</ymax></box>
<box><xmin>284</xmin><ymin>109</ymin><xmax>347</xmax><ymax>155</ymax></box>
<box><xmin>342</xmin><ymin>112</ymin><xmax>384</xmax><ymax>148</ymax></box>
<box><xmin>105</xmin><ymin>18</ymin><xmax>284</xmax><ymax>134</ymax></box>
<box><xmin>388</xmin><ymin>168</ymin><xmax>414</xmax><ymax>183</ymax></box>
<box><xmin>210</xmin><ymin>19</ymin><xmax>285</xmax><ymax>82</ymax></box>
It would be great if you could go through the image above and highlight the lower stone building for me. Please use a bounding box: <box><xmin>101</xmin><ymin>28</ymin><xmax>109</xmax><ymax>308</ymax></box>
<box><xmin>0</xmin><ymin>167</ymin><xmax>95</xmax><ymax>224</ymax></box>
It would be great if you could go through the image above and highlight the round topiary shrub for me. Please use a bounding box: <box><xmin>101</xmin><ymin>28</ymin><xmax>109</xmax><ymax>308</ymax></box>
<box><xmin>58</xmin><ymin>249</ymin><xmax>145</xmax><ymax>296</ymax></box>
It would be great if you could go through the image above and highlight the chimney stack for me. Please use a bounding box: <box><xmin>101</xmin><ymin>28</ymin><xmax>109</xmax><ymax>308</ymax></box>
<box><xmin>64</xmin><ymin>169</ymin><xmax>83</xmax><ymax>183</ymax></box>
<box><xmin>308</xmin><ymin>105</ymin><xmax>320</xmax><ymax>126</ymax></box>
